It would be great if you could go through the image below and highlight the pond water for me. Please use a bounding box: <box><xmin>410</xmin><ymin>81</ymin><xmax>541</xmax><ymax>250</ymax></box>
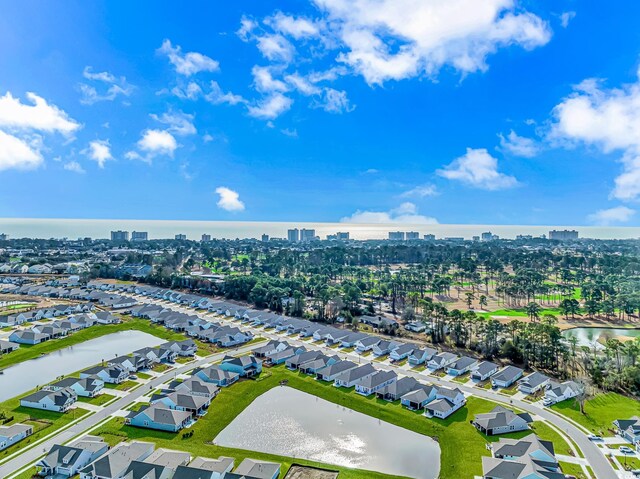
<box><xmin>214</xmin><ymin>386</ymin><xmax>440</xmax><ymax>479</ymax></box>
<box><xmin>562</xmin><ymin>327</ymin><xmax>640</xmax><ymax>348</ymax></box>
<box><xmin>0</xmin><ymin>331</ymin><xmax>164</xmax><ymax>402</ymax></box>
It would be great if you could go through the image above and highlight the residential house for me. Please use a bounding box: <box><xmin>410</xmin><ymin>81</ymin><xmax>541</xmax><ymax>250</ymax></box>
<box><xmin>471</xmin><ymin>361</ymin><xmax>499</xmax><ymax>382</ymax></box>
<box><xmin>265</xmin><ymin>347</ymin><xmax>304</xmax><ymax>366</ymax></box>
<box><xmin>173</xmin><ymin>378</ymin><xmax>219</xmax><ymax>400</ymax></box>
<box><xmin>227</xmin><ymin>459</ymin><xmax>280</xmax><ymax>479</ymax></box>
<box><xmin>389</xmin><ymin>343</ymin><xmax>414</xmax><ymax>362</ymax></box>
<box><xmin>404</xmin><ymin>322</ymin><xmax>426</xmax><ymax>333</ymax></box>
<box><xmin>613</xmin><ymin>418</ymin><xmax>640</xmax><ymax>445</ymax></box>
<box><xmin>425</xmin><ymin>387</ymin><xmax>465</xmax><ymax>419</ymax></box>
<box><xmin>126</xmin><ymin>404</ymin><xmax>193</xmax><ymax>432</ymax></box>
<box><xmin>80</xmin><ymin>364</ymin><xmax>129</xmax><ymax>384</ymax></box>
<box><xmin>518</xmin><ymin>372</ymin><xmax>551</xmax><ymax>395</ymax></box>
<box><xmin>427</xmin><ymin>352</ymin><xmax>458</xmax><ymax>371</ymax></box>
<box><xmin>400</xmin><ymin>385</ymin><xmax>437</xmax><ymax>410</ymax></box>
<box><xmin>377</xmin><ymin>376</ymin><xmax>420</xmax><ymax>401</ymax></box>
<box><xmin>151</xmin><ymin>391</ymin><xmax>210</xmax><ymax>416</ymax></box>
<box><xmin>220</xmin><ymin>355</ymin><xmax>262</xmax><ymax>378</ymax></box>
<box><xmin>79</xmin><ymin>441</ymin><xmax>155</xmax><ymax>479</ymax></box>
<box><xmin>109</xmin><ymin>355</ymin><xmax>149</xmax><ymax>373</ymax></box>
<box><xmin>9</xmin><ymin>330</ymin><xmax>49</xmax><ymax>345</ymax></box>
<box><xmin>333</xmin><ymin>363</ymin><xmax>377</xmax><ymax>388</ymax></box>
<box><xmin>482</xmin><ymin>434</ymin><xmax>562</xmax><ymax>479</ymax></box>
<box><xmin>446</xmin><ymin>356</ymin><xmax>477</xmax><ymax>376</ymax></box>
<box><xmin>372</xmin><ymin>340</ymin><xmax>402</xmax><ymax>357</ymax></box>
<box><xmin>544</xmin><ymin>380</ymin><xmax>581</xmax><ymax>405</ymax></box>
<box><xmin>408</xmin><ymin>347</ymin><xmax>437</xmax><ymax>366</ymax></box>
<box><xmin>0</xmin><ymin>423</ymin><xmax>32</xmax><ymax>451</ymax></box>
<box><xmin>491</xmin><ymin>366</ymin><xmax>524</xmax><ymax>389</ymax></box>
<box><xmin>473</xmin><ymin>406</ymin><xmax>533</xmax><ymax>436</ymax></box>
<box><xmin>354</xmin><ymin>336</ymin><xmax>380</xmax><ymax>353</ymax></box>
<box><xmin>193</xmin><ymin>365</ymin><xmax>239</xmax><ymax>387</ymax></box>
<box><xmin>37</xmin><ymin>436</ymin><xmax>108</xmax><ymax>477</ymax></box>
<box><xmin>0</xmin><ymin>340</ymin><xmax>19</xmax><ymax>354</ymax></box>
<box><xmin>285</xmin><ymin>350</ymin><xmax>325</xmax><ymax>370</ymax></box>
<box><xmin>354</xmin><ymin>370</ymin><xmax>397</xmax><ymax>396</ymax></box>
<box><xmin>120</xmin><ymin>461</ymin><xmax>173</xmax><ymax>479</ymax></box>
<box><xmin>46</xmin><ymin>377</ymin><xmax>104</xmax><ymax>397</ymax></box>
<box><xmin>20</xmin><ymin>388</ymin><xmax>77</xmax><ymax>412</ymax></box>
<box><xmin>316</xmin><ymin>360</ymin><xmax>358</xmax><ymax>382</ymax></box>
<box><xmin>298</xmin><ymin>355</ymin><xmax>340</xmax><ymax>375</ymax></box>
<box><xmin>175</xmin><ymin>456</ymin><xmax>235</xmax><ymax>479</ymax></box>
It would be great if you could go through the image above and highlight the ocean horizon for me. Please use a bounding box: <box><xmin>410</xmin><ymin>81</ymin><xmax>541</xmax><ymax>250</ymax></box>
<box><xmin>0</xmin><ymin>218</ymin><xmax>639</xmax><ymax>241</ymax></box>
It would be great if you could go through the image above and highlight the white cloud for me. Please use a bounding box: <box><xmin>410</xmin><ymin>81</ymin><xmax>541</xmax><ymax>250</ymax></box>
<box><xmin>285</xmin><ymin>73</ymin><xmax>322</xmax><ymax>96</ymax></box>
<box><xmin>437</xmin><ymin>147</ymin><xmax>518</xmax><ymax>190</ymax></box>
<box><xmin>559</xmin><ymin>11</ymin><xmax>576</xmax><ymax>28</ymax></box>
<box><xmin>0</xmin><ymin>92</ymin><xmax>80</xmax><ymax>134</ymax></box>
<box><xmin>79</xmin><ymin>66</ymin><xmax>134</xmax><ymax>105</ymax></box>
<box><xmin>247</xmin><ymin>93</ymin><xmax>293</xmax><ymax>119</ymax></box>
<box><xmin>205</xmin><ymin>81</ymin><xmax>246</xmax><ymax>105</ymax></box>
<box><xmin>252</xmin><ymin>66</ymin><xmax>289</xmax><ymax>93</ymax></box>
<box><xmin>0</xmin><ymin>130</ymin><xmax>43</xmax><ymax>171</ymax></box>
<box><xmin>400</xmin><ymin>184</ymin><xmax>438</xmax><ymax>198</ymax></box>
<box><xmin>588</xmin><ymin>206</ymin><xmax>635</xmax><ymax>225</ymax></box>
<box><xmin>128</xmin><ymin>130</ymin><xmax>177</xmax><ymax>162</ymax></box>
<box><xmin>171</xmin><ymin>81</ymin><xmax>203</xmax><ymax>100</ymax></box>
<box><xmin>84</xmin><ymin>139</ymin><xmax>113</xmax><ymax>168</ymax></box>
<box><xmin>499</xmin><ymin>130</ymin><xmax>539</xmax><ymax>157</ymax></box>
<box><xmin>215</xmin><ymin>186</ymin><xmax>245</xmax><ymax>212</ymax></box>
<box><xmin>314</xmin><ymin>88</ymin><xmax>354</xmax><ymax>113</ymax></box>
<box><xmin>281</xmin><ymin>128</ymin><xmax>298</xmax><ymax>137</ymax></box>
<box><xmin>549</xmin><ymin>70</ymin><xmax>640</xmax><ymax>201</ymax></box>
<box><xmin>158</xmin><ymin>39</ymin><xmax>220</xmax><ymax>76</ymax></box>
<box><xmin>256</xmin><ymin>33</ymin><xmax>295</xmax><ymax>63</ymax></box>
<box><xmin>150</xmin><ymin>111</ymin><xmax>196</xmax><ymax>136</ymax></box>
<box><xmin>341</xmin><ymin>202</ymin><xmax>438</xmax><ymax>224</ymax></box>
<box><xmin>266</xmin><ymin>12</ymin><xmax>320</xmax><ymax>39</ymax></box>
<box><xmin>312</xmin><ymin>0</ymin><xmax>551</xmax><ymax>85</ymax></box>
<box><xmin>63</xmin><ymin>160</ymin><xmax>86</xmax><ymax>174</ymax></box>
<box><xmin>237</xmin><ymin>16</ymin><xmax>258</xmax><ymax>41</ymax></box>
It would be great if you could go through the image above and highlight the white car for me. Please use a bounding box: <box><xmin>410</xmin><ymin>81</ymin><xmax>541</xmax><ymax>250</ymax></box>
<box><xmin>620</xmin><ymin>446</ymin><xmax>634</xmax><ymax>454</ymax></box>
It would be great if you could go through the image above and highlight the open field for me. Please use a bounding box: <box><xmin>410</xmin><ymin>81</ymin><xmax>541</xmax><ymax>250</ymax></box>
<box><xmin>95</xmin><ymin>365</ymin><xmax>574</xmax><ymax>479</ymax></box>
<box><xmin>552</xmin><ymin>393</ymin><xmax>640</xmax><ymax>436</ymax></box>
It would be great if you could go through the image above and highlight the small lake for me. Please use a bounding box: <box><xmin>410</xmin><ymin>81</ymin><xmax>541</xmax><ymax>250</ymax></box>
<box><xmin>0</xmin><ymin>331</ymin><xmax>164</xmax><ymax>402</ymax></box>
<box><xmin>214</xmin><ymin>386</ymin><xmax>440</xmax><ymax>479</ymax></box>
<box><xmin>562</xmin><ymin>327</ymin><xmax>640</xmax><ymax>348</ymax></box>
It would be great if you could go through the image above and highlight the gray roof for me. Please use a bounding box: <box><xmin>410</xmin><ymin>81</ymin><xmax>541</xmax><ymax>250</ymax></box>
<box><xmin>379</xmin><ymin>376</ymin><xmax>420</xmax><ymax>397</ymax></box>
<box><xmin>133</xmin><ymin>404</ymin><xmax>192</xmax><ymax>426</ymax></box>
<box><xmin>317</xmin><ymin>360</ymin><xmax>356</xmax><ymax>376</ymax></box>
<box><xmin>356</xmin><ymin>370</ymin><xmax>397</xmax><ymax>389</ymax></box>
<box><xmin>493</xmin><ymin>365</ymin><xmax>524</xmax><ymax>383</ymax></box>
<box><xmin>81</xmin><ymin>441</ymin><xmax>154</xmax><ymax>479</ymax></box>
<box><xmin>231</xmin><ymin>459</ymin><xmax>280</xmax><ymax>479</ymax></box>
<box><xmin>426</xmin><ymin>398</ymin><xmax>455</xmax><ymax>413</ymax></box>
<box><xmin>519</xmin><ymin>371</ymin><xmax>549</xmax><ymax>388</ymax></box>
<box><xmin>473</xmin><ymin>406</ymin><xmax>532</xmax><ymax>430</ymax></box>
<box><xmin>473</xmin><ymin>361</ymin><xmax>498</xmax><ymax>375</ymax></box>
<box><xmin>334</xmin><ymin>363</ymin><xmax>376</xmax><ymax>383</ymax></box>
<box><xmin>449</xmin><ymin>356</ymin><xmax>476</xmax><ymax>370</ymax></box>
<box><xmin>189</xmin><ymin>456</ymin><xmax>235</xmax><ymax>473</ymax></box>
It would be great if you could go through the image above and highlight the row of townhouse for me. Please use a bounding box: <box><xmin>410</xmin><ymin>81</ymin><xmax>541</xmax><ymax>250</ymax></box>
<box><xmin>0</xmin><ymin>302</ymin><xmax>94</xmax><ymax>327</ymax></box>
<box><xmin>7</xmin><ymin>311</ymin><xmax>118</xmax><ymax>345</ymax></box>
<box><xmin>37</xmin><ymin>438</ymin><xmax>281</xmax><ymax>479</ymax></box>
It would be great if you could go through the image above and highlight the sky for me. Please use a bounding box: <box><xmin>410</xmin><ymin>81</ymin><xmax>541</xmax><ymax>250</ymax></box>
<box><xmin>1</xmin><ymin>0</ymin><xmax>640</xmax><ymax>227</ymax></box>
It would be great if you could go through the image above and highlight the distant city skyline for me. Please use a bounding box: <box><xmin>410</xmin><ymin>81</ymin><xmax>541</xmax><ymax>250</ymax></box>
<box><xmin>1</xmin><ymin>2</ymin><xmax>640</xmax><ymax>226</ymax></box>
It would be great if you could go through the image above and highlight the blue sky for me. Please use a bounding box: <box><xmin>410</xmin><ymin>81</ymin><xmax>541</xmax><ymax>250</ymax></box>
<box><xmin>2</xmin><ymin>0</ymin><xmax>640</xmax><ymax>226</ymax></box>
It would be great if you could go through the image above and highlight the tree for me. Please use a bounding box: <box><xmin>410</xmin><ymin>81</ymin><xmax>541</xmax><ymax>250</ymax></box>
<box><xmin>525</xmin><ymin>302</ymin><xmax>541</xmax><ymax>321</ymax></box>
<box><xmin>465</xmin><ymin>292</ymin><xmax>475</xmax><ymax>310</ymax></box>
<box><xmin>479</xmin><ymin>294</ymin><xmax>488</xmax><ymax>310</ymax></box>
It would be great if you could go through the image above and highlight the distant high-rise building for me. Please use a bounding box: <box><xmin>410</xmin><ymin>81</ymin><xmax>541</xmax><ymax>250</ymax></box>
<box><xmin>0</xmin><ymin>233</ymin><xmax>7</xmax><ymax>241</ymax></box>
<box><xmin>131</xmin><ymin>231</ymin><xmax>148</xmax><ymax>242</ymax></box>
<box><xmin>389</xmin><ymin>231</ymin><xmax>405</xmax><ymax>241</ymax></box>
<box><xmin>326</xmin><ymin>234</ymin><xmax>337</xmax><ymax>240</ymax></box>
<box><xmin>336</xmin><ymin>232</ymin><xmax>350</xmax><ymax>240</ymax></box>
<box><xmin>111</xmin><ymin>230</ymin><xmax>129</xmax><ymax>241</ymax></box>
<box><xmin>201</xmin><ymin>234</ymin><xmax>211</xmax><ymax>242</ymax></box>
<box><xmin>261</xmin><ymin>234</ymin><xmax>270</xmax><ymax>242</ymax></box>
<box><xmin>287</xmin><ymin>228</ymin><xmax>299</xmax><ymax>242</ymax></box>
<box><xmin>300</xmin><ymin>228</ymin><xmax>316</xmax><ymax>242</ymax></box>
<box><xmin>481</xmin><ymin>232</ymin><xmax>493</xmax><ymax>241</ymax></box>
<box><xmin>175</xmin><ymin>234</ymin><xmax>187</xmax><ymax>240</ymax></box>
<box><xmin>424</xmin><ymin>234</ymin><xmax>436</xmax><ymax>241</ymax></box>
<box><xmin>549</xmin><ymin>230</ymin><xmax>579</xmax><ymax>241</ymax></box>
<box><xmin>406</xmin><ymin>231</ymin><xmax>419</xmax><ymax>240</ymax></box>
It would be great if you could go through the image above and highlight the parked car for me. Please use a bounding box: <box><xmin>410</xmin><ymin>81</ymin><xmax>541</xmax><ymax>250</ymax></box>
<box><xmin>620</xmin><ymin>446</ymin><xmax>634</xmax><ymax>454</ymax></box>
<box><xmin>587</xmin><ymin>434</ymin><xmax>603</xmax><ymax>441</ymax></box>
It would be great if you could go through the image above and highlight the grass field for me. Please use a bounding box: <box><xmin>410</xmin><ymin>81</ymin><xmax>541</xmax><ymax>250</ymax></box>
<box><xmin>94</xmin><ymin>365</ymin><xmax>574</xmax><ymax>479</ymax></box>
<box><xmin>78</xmin><ymin>393</ymin><xmax>115</xmax><ymax>406</ymax></box>
<box><xmin>559</xmin><ymin>461</ymin><xmax>588</xmax><ymax>478</ymax></box>
<box><xmin>0</xmin><ymin>318</ymin><xmax>185</xmax><ymax>370</ymax></box>
<box><xmin>552</xmin><ymin>393</ymin><xmax>639</xmax><ymax>436</ymax></box>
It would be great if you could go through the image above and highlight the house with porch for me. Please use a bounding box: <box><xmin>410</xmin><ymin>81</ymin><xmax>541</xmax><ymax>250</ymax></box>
<box><xmin>220</xmin><ymin>355</ymin><xmax>262</xmax><ymax>378</ymax></box>
<box><xmin>473</xmin><ymin>406</ymin><xmax>532</xmax><ymax>436</ymax></box>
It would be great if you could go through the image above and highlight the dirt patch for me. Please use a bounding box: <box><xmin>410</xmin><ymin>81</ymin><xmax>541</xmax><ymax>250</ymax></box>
<box><xmin>284</xmin><ymin>465</ymin><xmax>339</xmax><ymax>479</ymax></box>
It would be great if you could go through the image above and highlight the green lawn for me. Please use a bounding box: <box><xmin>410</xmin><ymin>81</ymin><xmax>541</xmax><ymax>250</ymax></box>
<box><xmin>551</xmin><ymin>393</ymin><xmax>640</xmax><ymax>436</ymax></box>
<box><xmin>94</xmin><ymin>365</ymin><xmax>573</xmax><ymax>479</ymax></box>
<box><xmin>105</xmin><ymin>380</ymin><xmax>139</xmax><ymax>391</ymax></box>
<box><xmin>0</xmin><ymin>395</ymin><xmax>89</xmax><ymax>461</ymax></box>
<box><xmin>136</xmin><ymin>372</ymin><xmax>152</xmax><ymax>380</ymax></box>
<box><xmin>78</xmin><ymin>393</ymin><xmax>116</xmax><ymax>406</ymax></box>
<box><xmin>559</xmin><ymin>461</ymin><xmax>588</xmax><ymax>479</ymax></box>
<box><xmin>0</xmin><ymin>318</ymin><xmax>185</xmax><ymax>370</ymax></box>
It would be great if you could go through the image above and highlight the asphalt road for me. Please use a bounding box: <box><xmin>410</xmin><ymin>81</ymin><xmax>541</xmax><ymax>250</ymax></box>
<box><xmin>134</xmin><ymin>295</ymin><xmax>617</xmax><ymax>479</ymax></box>
<box><xmin>0</xmin><ymin>342</ymin><xmax>261</xmax><ymax>478</ymax></box>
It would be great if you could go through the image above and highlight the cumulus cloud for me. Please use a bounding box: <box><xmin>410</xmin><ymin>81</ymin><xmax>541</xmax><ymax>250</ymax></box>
<box><xmin>0</xmin><ymin>130</ymin><xmax>43</xmax><ymax>171</ymax></box>
<box><xmin>84</xmin><ymin>139</ymin><xmax>113</xmax><ymax>168</ymax></box>
<box><xmin>549</xmin><ymin>70</ymin><xmax>640</xmax><ymax>201</ymax></box>
<box><xmin>63</xmin><ymin>160</ymin><xmax>86</xmax><ymax>174</ymax></box>
<box><xmin>127</xmin><ymin>130</ymin><xmax>178</xmax><ymax>163</ymax></box>
<box><xmin>285</xmin><ymin>73</ymin><xmax>322</xmax><ymax>96</ymax></box>
<box><xmin>314</xmin><ymin>88</ymin><xmax>354</xmax><ymax>113</ymax></box>
<box><xmin>215</xmin><ymin>186</ymin><xmax>245</xmax><ymax>212</ymax></box>
<box><xmin>252</xmin><ymin>66</ymin><xmax>289</xmax><ymax>93</ymax></box>
<box><xmin>341</xmin><ymin>202</ymin><xmax>438</xmax><ymax>224</ymax></box>
<box><xmin>150</xmin><ymin>111</ymin><xmax>196</xmax><ymax>136</ymax></box>
<box><xmin>171</xmin><ymin>81</ymin><xmax>203</xmax><ymax>100</ymax></box>
<box><xmin>237</xmin><ymin>16</ymin><xmax>258</xmax><ymax>41</ymax></box>
<box><xmin>400</xmin><ymin>184</ymin><xmax>438</xmax><ymax>198</ymax></box>
<box><xmin>247</xmin><ymin>93</ymin><xmax>293</xmax><ymax>119</ymax></box>
<box><xmin>437</xmin><ymin>148</ymin><xmax>518</xmax><ymax>190</ymax></box>
<box><xmin>311</xmin><ymin>0</ymin><xmax>551</xmax><ymax>85</ymax></box>
<box><xmin>266</xmin><ymin>12</ymin><xmax>320</xmax><ymax>39</ymax></box>
<box><xmin>79</xmin><ymin>66</ymin><xmax>134</xmax><ymax>105</ymax></box>
<box><xmin>205</xmin><ymin>81</ymin><xmax>246</xmax><ymax>105</ymax></box>
<box><xmin>158</xmin><ymin>39</ymin><xmax>220</xmax><ymax>76</ymax></box>
<box><xmin>0</xmin><ymin>92</ymin><xmax>80</xmax><ymax>134</ymax></box>
<box><xmin>256</xmin><ymin>33</ymin><xmax>295</xmax><ymax>63</ymax></box>
<box><xmin>499</xmin><ymin>130</ymin><xmax>539</xmax><ymax>157</ymax></box>
<box><xmin>588</xmin><ymin>206</ymin><xmax>635</xmax><ymax>225</ymax></box>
